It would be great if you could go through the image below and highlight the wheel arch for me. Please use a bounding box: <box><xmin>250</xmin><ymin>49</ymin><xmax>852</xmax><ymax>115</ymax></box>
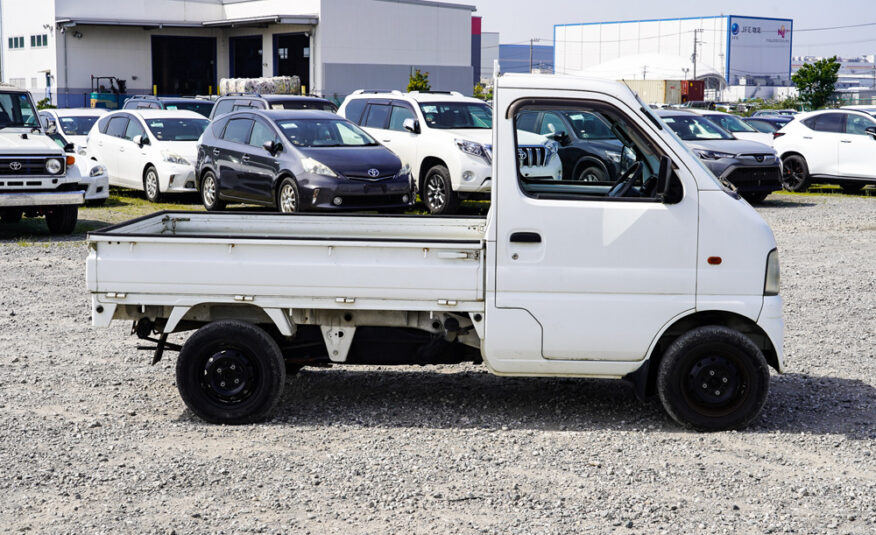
<box><xmin>778</xmin><ymin>150</ymin><xmax>806</xmax><ymax>162</ymax></box>
<box><xmin>273</xmin><ymin>171</ymin><xmax>297</xmax><ymax>207</ymax></box>
<box><xmin>418</xmin><ymin>156</ymin><xmax>448</xmax><ymax>192</ymax></box>
<box><xmin>163</xmin><ymin>303</ymin><xmax>295</xmax><ymax>337</ymax></box>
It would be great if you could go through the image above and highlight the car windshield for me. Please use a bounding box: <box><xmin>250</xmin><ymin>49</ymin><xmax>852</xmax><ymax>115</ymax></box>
<box><xmin>660</xmin><ymin>115</ymin><xmax>734</xmax><ymax>141</ymax></box>
<box><xmin>57</xmin><ymin>116</ymin><xmax>100</xmax><ymax>135</ymax></box>
<box><xmin>277</xmin><ymin>118</ymin><xmax>378</xmax><ymax>147</ymax></box>
<box><xmin>0</xmin><ymin>92</ymin><xmax>39</xmax><ymax>128</ymax></box>
<box><xmin>163</xmin><ymin>101</ymin><xmax>215</xmax><ymax>118</ymax></box>
<box><xmin>145</xmin><ymin>118</ymin><xmax>209</xmax><ymax>141</ymax></box>
<box><xmin>271</xmin><ymin>100</ymin><xmax>337</xmax><ymax>112</ymax></box>
<box><xmin>563</xmin><ymin>111</ymin><xmax>615</xmax><ymax>140</ymax></box>
<box><xmin>418</xmin><ymin>102</ymin><xmax>492</xmax><ymax>129</ymax></box>
<box><xmin>705</xmin><ymin>114</ymin><xmax>757</xmax><ymax>133</ymax></box>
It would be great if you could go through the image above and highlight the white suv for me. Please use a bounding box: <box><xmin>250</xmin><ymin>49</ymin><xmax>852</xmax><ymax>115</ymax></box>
<box><xmin>774</xmin><ymin>109</ymin><xmax>876</xmax><ymax>193</ymax></box>
<box><xmin>338</xmin><ymin>90</ymin><xmax>562</xmax><ymax>214</ymax></box>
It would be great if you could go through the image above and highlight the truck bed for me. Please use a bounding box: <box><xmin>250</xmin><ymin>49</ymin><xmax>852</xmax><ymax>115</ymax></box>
<box><xmin>86</xmin><ymin>211</ymin><xmax>486</xmax><ymax>312</ymax></box>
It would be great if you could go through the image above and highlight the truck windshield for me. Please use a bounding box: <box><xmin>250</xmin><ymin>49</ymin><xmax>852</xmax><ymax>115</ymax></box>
<box><xmin>418</xmin><ymin>102</ymin><xmax>492</xmax><ymax>129</ymax></box>
<box><xmin>58</xmin><ymin>116</ymin><xmax>100</xmax><ymax>135</ymax></box>
<box><xmin>277</xmin><ymin>118</ymin><xmax>378</xmax><ymax>147</ymax></box>
<box><xmin>0</xmin><ymin>92</ymin><xmax>39</xmax><ymax>128</ymax></box>
<box><xmin>705</xmin><ymin>114</ymin><xmax>758</xmax><ymax>133</ymax></box>
<box><xmin>661</xmin><ymin>115</ymin><xmax>734</xmax><ymax>141</ymax></box>
<box><xmin>145</xmin><ymin>118</ymin><xmax>209</xmax><ymax>141</ymax></box>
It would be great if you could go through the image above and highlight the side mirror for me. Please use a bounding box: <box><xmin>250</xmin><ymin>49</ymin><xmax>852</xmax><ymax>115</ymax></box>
<box><xmin>132</xmin><ymin>134</ymin><xmax>148</xmax><ymax>147</ymax></box>
<box><xmin>866</xmin><ymin>126</ymin><xmax>876</xmax><ymax>140</ymax></box>
<box><xmin>63</xmin><ymin>142</ymin><xmax>75</xmax><ymax>153</ymax></box>
<box><xmin>44</xmin><ymin>120</ymin><xmax>57</xmax><ymax>134</ymax></box>
<box><xmin>263</xmin><ymin>140</ymin><xmax>281</xmax><ymax>154</ymax></box>
<box><xmin>656</xmin><ymin>155</ymin><xmax>674</xmax><ymax>203</ymax></box>
<box><xmin>403</xmin><ymin>118</ymin><xmax>420</xmax><ymax>134</ymax></box>
<box><xmin>549</xmin><ymin>130</ymin><xmax>571</xmax><ymax>146</ymax></box>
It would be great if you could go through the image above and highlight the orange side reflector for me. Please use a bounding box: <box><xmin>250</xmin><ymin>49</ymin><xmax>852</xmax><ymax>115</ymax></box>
<box><xmin>707</xmin><ymin>256</ymin><xmax>722</xmax><ymax>265</ymax></box>
<box><xmin>66</xmin><ymin>155</ymin><xmax>76</xmax><ymax>166</ymax></box>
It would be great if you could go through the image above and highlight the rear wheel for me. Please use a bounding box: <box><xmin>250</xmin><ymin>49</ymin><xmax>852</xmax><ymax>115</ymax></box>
<box><xmin>277</xmin><ymin>177</ymin><xmax>300</xmax><ymax>213</ymax></box>
<box><xmin>0</xmin><ymin>209</ymin><xmax>23</xmax><ymax>224</ymax></box>
<box><xmin>45</xmin><ymin>205</ymin><xmax>78</xmax><ymax>235</ymax></box>
<box><xmin>200</xmin><ymin>171</ymin><xmax>226</xmax><ymax>211</ymax></box>
<box><xmin>423</xmin><ymin>164</ymin><xmax>458</xmax><ymax>215</ymax></box>
<box><xmin>176</xmin><ymin>320</ymin><xmax>286</xmax><ymax>424</ymax></box>
<box><xmin>741</xmin><ymin>191</ymin><xmax>769</xmax><ymax>204</ymax></box>
<box><xmin>143</xmin><ymin>165</ymin><xmax>162</xmax><ymax>203</ymax></box>
<box><xmin>657</xmin><ymin>325</ymin><xmax>770</xmax><ymax>431</ymax></box>
<box><xmin>839</xmin><ymin>182</ymin><xmax>864</xmax><ymax>194</ymax></box>
<box><xmin>780</xmin><ymin>154</ymin><xmax>811</xmax><ymax>192</ymax></box>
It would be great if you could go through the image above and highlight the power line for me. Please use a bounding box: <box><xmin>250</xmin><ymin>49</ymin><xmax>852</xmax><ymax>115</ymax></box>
<box><xmin>795</xmin><ymin>21</ymin><xmax>876</xmax><ymax>32</ymax></box>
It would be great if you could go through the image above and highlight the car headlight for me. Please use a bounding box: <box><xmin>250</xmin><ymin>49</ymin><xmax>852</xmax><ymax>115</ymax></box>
<box><xmin>45</xmin><ymin>158</ymin><xmax>63</xmax><ymax>174</ymax></box>
<box><xmin>695</xmin><ymin>149</ymin><xmax>735</xmax><ymax>160</ymax></box>
<box><xmin>455</xmin><ymin>138</ymin><xmax>490</xmax><ymax>164</ymax></box>
<box><xmin>89</xmin><ymin>164</ymin><xmax>107</xmax><ymax>177</ymax></box>
<box><xmin>764</xmin><ymin>249</ymin><xmax>780</xmax><ymax>296</ymax></box>
<box><xmin>396</xmin><ymin>163</ymin><xmax>411</xmax><ymax>177</ymax></box>
<box><xmin>301</xmin><ymin>156</ymin><xmax>338</xmax><ymax>178</ymax></box>
<box><xmin>162</xmin><ymin>151</ymin><xmax>190</xmax><ymax>166</ymax></box>
<box><xmin>606</xmin><ymin>150</ymin><xmax>622</xmax><ymax>163</ymax></box>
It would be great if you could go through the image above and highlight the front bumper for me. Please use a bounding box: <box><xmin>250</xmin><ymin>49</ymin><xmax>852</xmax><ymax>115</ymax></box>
<box><xmin>454</xmin><ymin>156</ymin><xmax>492</xmax><ymax>193</ymax></box>
<box><xmin>156</xmin><ymin>161</ymin><xmax>197</xmax><ymax>194</ymax></box>
<box><xmin>0</xmin><ymin>190</ymin><xmax>84</xmax><ymax>208</ymax></box>
<box><xmin>757</xmin><ymin>295</ymin><xmax>785</xmax><ymax>373</ymax></box>
<box><xmin>298</xmin><ymin>173</ymin><xmax>415</xmax><ymax>211</ymax></box>
<box><xmin>81</xmin><ymin>174</ymin><xmax>109</xmax><ymax>202</ymax></box>
<box><xmin>704</xmin><ymin>160</ymin><xmax>782</xmax><ymax>194</ymax></box>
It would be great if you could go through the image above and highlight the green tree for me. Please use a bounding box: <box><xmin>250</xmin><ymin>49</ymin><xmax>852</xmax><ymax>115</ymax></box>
<box><xmin>407</xmin><ymin>69</ymin><xmax>431</xmax><ymax>92</ymax></box>
<box><xmin>473</xmin><ymin>83</ymin><xmax>493</xmax><ymax>102</ymax></box>
<box><xmin>36</xmin><ymin>97</ymin><xmax>56</xmax><ymax>110</ymax></box>
<box><xmin>792</xmin><ymin>56</ymin><xmax>840</xmax><ymax>110</ymax></box>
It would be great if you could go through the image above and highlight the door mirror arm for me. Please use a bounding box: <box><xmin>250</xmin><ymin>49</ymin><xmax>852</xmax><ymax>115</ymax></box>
<box><xmin>403</xmin><ymin>118</ymin><xmax>420</xmax><ymax>134</ymax></box>
<box><xmin>655</xmin><ymin>155</ymin><xmax>674</xmax><ymax>203</ymax></box>
<box><xmin>865</xmin><ymin>126</ymin><xmax>876</xmax><ymax>140</ymax></box>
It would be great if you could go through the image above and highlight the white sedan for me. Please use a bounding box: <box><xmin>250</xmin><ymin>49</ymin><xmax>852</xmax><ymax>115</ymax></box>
<box><xmin>40</xmin><ymin>108</ymin><xmax>110</xmax><ymax>205</ymax></box>
<box><xmin>85</xmin><ymin>109</ymin><xmax>208</xmax><ymax>202</ymax></box>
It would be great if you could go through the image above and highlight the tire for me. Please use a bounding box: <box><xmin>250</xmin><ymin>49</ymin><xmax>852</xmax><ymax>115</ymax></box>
<box><xmin>780</xmin><ymin>154</ymin><xmax>811</xmax><ymax>192</ymax></box>
<box><xmin>143</xmin><ymin>165</ymin><xmax>162</xmax><ymax>203</ymax></box>
<box><xmin>277</xmin><ymin>177</ymin><xmax>300</xmax><ymax>213</ymax></box>
<box><xmin>85</xmin><ymin>198</ymin><xmax>107</xmax><ymax>207</ymax></box>
<box><xmin>573</xmin><ymin>159</ymin><xmax>609</xmax><ymax>182</ymax></box>
<box><xmin>176</xmin><ymin>320</ymin><xmax>286</xmax><ymax>425</ymax></box>
<box><xmin>200</xmin><ymin>170</ymin><xmax>226</xmax><ymax>211</ymax></box>
<box><xmin>741</xmin><ymin>191</ymin><xmax>769</xmax><ymax>204</ymax></box>
<box><xmin>422</xmin><ymin>164</ymin><xmax>458</xmax><ymax>215</ymax></box>
<box><xmin>657</xmin><ymin>325</ymin><xmax>770</xmax><ymax>431</ymax></box>
<box><xmin>839</xmin><ymin>182</ymin><xmax>864</xmax><ymax>194</ymax></box>
<box><xmin>45</xmin><ymin>205</ymin><xmax>78</xmax><ymax>235</ymax></box>
<box><xmin>0</xmin><ymin>209</ymin><xmax>23</xmax><ymax>224</ymax></box>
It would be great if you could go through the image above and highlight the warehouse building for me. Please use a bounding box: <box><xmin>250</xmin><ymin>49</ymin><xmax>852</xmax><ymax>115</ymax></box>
<box><xmin>554</xmin><ymin>15</ymin><xmax>793</xmax><ymax>100</ymax></box>
<box><xmin>0</xmin><ymin>0</ymin><xmax>476</xmax><ymax>106</ymax></box>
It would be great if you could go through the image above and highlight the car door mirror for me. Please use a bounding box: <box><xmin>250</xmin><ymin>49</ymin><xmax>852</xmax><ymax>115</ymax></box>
<box><xmin>262</xmin><ymin>140</ymin><xmax>281</xmax><ymax>154</ymax></box>
<box><xmin>866</xmin><ymin>126</ymin><xmax>876</xmax><ymax>140</ymax></box>
<box><xmin>403</xmin><ymin>118</ymin><xmax>420</xmax><ymax>134</ymax></box>
<box><xmin>63</xmin><ymin>142</ymin><xmax>75</xmax><ymax>153</ymax></box>
<box><xmin>43</xmin><ymin>119</ymin><xmax>57</xmax><ymax>134</ymax></box>
<box><xmin>132</xmin><ymin>134</ymin><xmax>149</xmax><ymax>147</ymax></box>
<box><xmin>548</xmin><ymin>130</ymin><xmax>571</xmax><ymax>146</ymax></box>
<box><xmin>656</xmin><ymin>155</ymin><xmax>674</xmax><ymax>203</ymax></box>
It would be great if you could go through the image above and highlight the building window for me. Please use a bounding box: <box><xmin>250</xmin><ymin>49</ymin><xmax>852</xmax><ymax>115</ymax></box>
<box><xmin>8</xmin><ymin>78</ymin><xmax>25</xmax><ymax>88</ymax></box>
<box><xmin>278</xmin><ymin>48</ymin><xmax>288</xmax><ymax>60</ymax></box>
<box><xmin>30</xmin><ymin>34</ymin><xmax>48</xmax><ymax>48</ymax></box>
<box><xmin>8</xmin><ymin>36</ymin><xmax>25</xmax><ymax>49</ymax></box>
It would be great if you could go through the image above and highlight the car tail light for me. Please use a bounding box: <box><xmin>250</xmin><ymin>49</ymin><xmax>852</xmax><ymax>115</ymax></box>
<box><xmin>773</xmin><ymin>132</ymin><xmax>785</xmax><ymax>139</ymax></box>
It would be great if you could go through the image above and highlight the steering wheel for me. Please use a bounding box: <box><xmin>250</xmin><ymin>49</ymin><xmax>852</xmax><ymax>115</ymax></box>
<box><xmin>607</xmin><ymin>161</ymin><xmax>642</xmax><ymax>198</ymax></box>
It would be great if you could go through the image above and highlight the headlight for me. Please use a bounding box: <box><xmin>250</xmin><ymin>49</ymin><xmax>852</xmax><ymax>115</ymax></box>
<box><xmin>396</xmin><ymin>163</ymin><xmax>411</xmax><ymax>176</ymax></box>
<box><xmin>45</xmin><ymin>158</ymin><xmax>63</xmax><ymax>174</ymax></box>
<box><xmin>161</xmin><ymin>151</ymin><xmax>190</xmax><ymax>166</ymax></box>
<box><xmin>606</xmin><ymin>150</ymin><xmax>622</xmax><ymax>163</ymax></box>
<box><xmin>455</xmin><ymin>138</ymin><xmax>490</xmax><ymax>164</ymax></box>
<box><xmin>764</xmin><ymin>249</ymin><xmax>780</xmax><ymax>296</ymax></box>
<box><xmin>695</xmin><ymin>149</ymin><xmax>735</xmax><ymax>160</ymax></box>
<box><xmin>301</xmin><ymin>156</ymin><xmax>337</xmax><ymax>178</ymax></box>
<box><xmin>89</xmin><ymin>165</ymin><xmax>107</xmax><ymax>177</ymax></box>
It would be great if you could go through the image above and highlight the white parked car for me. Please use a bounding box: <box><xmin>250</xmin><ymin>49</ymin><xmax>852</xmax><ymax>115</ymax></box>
<box><xmin>774</xmin><ymin>109</ymin><xmax>876</xmax><ymax>193</ymax></box>
<box><xmin>840</xmin><ymin>105</ymin><xmax>876</xmax><ymax>117</ymax></box>
<box><xmin>687</xmin><ymin>109</ymin><xmax>774</xmax><ymax>146</ymax></box>
<box><xmin>338</xmin><ymin>90</ymin><xmax>562</xmax><ymax>214</ymax></box>
<box><xmin>40</xmin><ymin>108</ymin><xmax>110</xmax><ymax>205</ymax></box>
<box><xmin>86</xmin><ymin>109</ymin><xmax>209</xmax><ymax>201</ymax></box>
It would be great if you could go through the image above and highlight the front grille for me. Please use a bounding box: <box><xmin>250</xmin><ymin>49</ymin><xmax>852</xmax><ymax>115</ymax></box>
<box><xmin>737</xmin><ymin>154</ymin><xmax>776</xmax><ymax>164</ymax></box>
<box><xmin>345</xmin><ymin>172</ymin><xmax>395</xmax><ymax>182</ymax></box>
<box><xmin>518</xmin><ymin>145</ymin><xmax>547</xmax><ymax>167</ymax></box>
<box><xmin>725</xmin><ymin>166</ymin><xmax>781</xmax><ymax>191</ymax></box>
<box><xmin>0</xmin><ymin>156</ymin><xmax>65</xmax><ymax>177</ymax></box>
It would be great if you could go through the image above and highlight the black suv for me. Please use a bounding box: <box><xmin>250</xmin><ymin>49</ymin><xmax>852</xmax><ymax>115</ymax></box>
<box><xmin>122</xmin><ymin>96</ymin><xmax>215</xmax><ymax>117</ymax></box>
<box><xmin>195</xmin><ymin>110</ymin><xmax>414</xmax><ymax>212</ymax></box>
<box><xmin>209</xmin><ymin>94</ymin><xmax>337</xmax><ymax>121</ymax></box>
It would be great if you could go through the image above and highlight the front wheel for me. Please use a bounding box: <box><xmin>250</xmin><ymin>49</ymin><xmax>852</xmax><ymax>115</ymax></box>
<box><xmin>277</xmin><ymin>177</ymin><xmax>301</xmax><ymax>213</ymax></box>
<box><xmin>200</xmin><ymin>171</ymin><xmax>227</xmax><ymax>211</ymax></box>
<box><xmin>657</xmin><ymin>326</ymin><xmax>770</xmax><ymax>431</ymax></box>
<box><xmin>780</xmin><ymin>155</ymin><xmax>811</xmax><ymax>192</ymax></box>
<box><xmin>176</xmin><ymin>320</ymin><xmax>286</xmax><ymax>424</ymax></box>
<box><xmin>45</xmin><ymin>205</ymin><xmax>78</xmax><ymax>234</ymax></box>
<box><xmin>143</xmin><ymin>165</ymin><xmax>162</xmax><ymax>203</ymax></box>
<box><xmin>573</xmin><ymin>159</ymin><xmax>609</xmax><ymax>182</ymax></box>
<box><xmin>423</xmin><ymin>165</ymin><xmax>458</xmax><ymax>215</ymax></box>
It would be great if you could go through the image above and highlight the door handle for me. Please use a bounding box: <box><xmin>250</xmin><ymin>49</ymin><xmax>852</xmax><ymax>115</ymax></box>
<box><xmin>241</xmin><ymin>154</ymin><xmax>250</xmax><ymax>161</ymax></box>
<box><xmin>510</xmin><ymin>232</ymin><xmax>542</xmax><ymax>243</ymax></box>
<box><xmin>212</xmin><ymin>148</ymin><xmax>220</xmax><ymax>156</ymax></box>
<box><xmin>803</xmin><ymin>136</ymin><xmax>813</xmax><ymax>140</ymax></box>
<box><xmin>382</xmin><ymin>139</ymin><xmax>391</xmax><ymax>142</ymax></box>
<box><xmin>840</xmin><ymin>140</ymin><xmax>852</xmax><ymax>143</ymax></box>
<box><xmin>119</xmin><ymin>147</ymin><xmax>125</xmax><ymax>152</ymax></box>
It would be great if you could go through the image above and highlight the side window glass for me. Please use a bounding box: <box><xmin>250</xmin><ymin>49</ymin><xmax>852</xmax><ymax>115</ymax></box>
<box><xmin>846</xmin><ymin>114</ymin><xmax>875</xmax><ymax>136</ymax></box>
<box><xmin>248</xmin><ymin>120</ymin><xmax>277</xmax><ymax>148</ymax></box>
<box><xmin>124</xmin><ymin>118</ymin><xmax>146</xmax><ymax>141</ymax></box>
<box><xmin>516</xmin><ymin>111</ymin><xmax>538</xmax><ymax>133</ymax></box>
<box><xmin>388</xmin><ymin>106</ymin><xmax>415</xmax><ymax>131</ymax></box>
<box><xmin>213</xmin><ymin>99</ymin><xmax>234</xmax><ymax>118</ymax></box>
<box><xmin>105</xmin><ymin>116</ymin><xmax>129</xmax><ymax>138</ymax></box>
<box><xmin>222</xmin><ymin>118</ymin><xmax>254</xmax><ymax>144</ymax></box>
<box><xmin>97</xmin><ymin>116</ymin><xmax>112</xmax><ymax>134</ymax></box>
<box><xmin>344</xmin><ymin>99</ymin><xmax>367</xmax><ymax>124</ymax></box>
<box><xmin>363</xmin><ymin>104</ymin><xmax>390</xmax><ymax>129</ymax></box>
<box><xmin>513</xmin><ymin>103</ymin><xmax>671</xmax><ymax>202</ymax></box>
<box><xmin>812</xmin><ymin>113</ymin><xmax>844</xmax><ymax>133</ymax></box>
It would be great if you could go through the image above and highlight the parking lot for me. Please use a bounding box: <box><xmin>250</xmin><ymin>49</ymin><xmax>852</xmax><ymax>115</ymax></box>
<box><xmin>0</xmin><ymin>190</ymin><xmax>873</xmax><ymax>533</ymax></box>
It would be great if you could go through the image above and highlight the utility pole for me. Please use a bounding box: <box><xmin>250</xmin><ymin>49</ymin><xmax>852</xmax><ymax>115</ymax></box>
<box><xmin>642</xmin><ymin>66</ymin><xmax>648</xmax><ymax>80</ymax></box>
<box><xmin>691</xmin><ymin>28</ymin><xmax>704</xmax><ymax>80</ymax></box>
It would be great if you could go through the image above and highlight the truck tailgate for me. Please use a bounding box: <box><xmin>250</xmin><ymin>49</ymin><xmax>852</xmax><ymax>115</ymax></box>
<box><xmin>87</xmin><ymin>212</ymin><xmax>485</xmax><ymax>307</ymax></box>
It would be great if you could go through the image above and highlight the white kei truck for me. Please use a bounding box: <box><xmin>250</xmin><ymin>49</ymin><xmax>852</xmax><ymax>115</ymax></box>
<box><xmin>87</xmin><ymin>74</ymin><xmax>784</xmax><ymax>431</ymax></box>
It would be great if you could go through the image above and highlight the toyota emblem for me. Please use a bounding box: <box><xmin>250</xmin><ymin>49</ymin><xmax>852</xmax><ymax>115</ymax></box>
<box><xmin>517</xmin><ymin>148</ymin><xmax>526</xmax><ymax>161</ymax></box>
<box><xmin>367</xmin><ymin>168</ymin><xmax>380</xmax><ymax>178</ymax></box>
<box><xmin>755</xmin><ymin>155</ymin><xmax>764</xmax><ymax>162</ymax></box>
<box><xmin>9</xmin><ymin>161</ymin><xmax>22</xmax><ymax>171</ymax></box>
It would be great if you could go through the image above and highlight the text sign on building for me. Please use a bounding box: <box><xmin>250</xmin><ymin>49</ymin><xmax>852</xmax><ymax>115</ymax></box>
<box><xmin>727</xmin><ymin>16</ymin><xmax>793</xmax><ymax>86</ymax></box>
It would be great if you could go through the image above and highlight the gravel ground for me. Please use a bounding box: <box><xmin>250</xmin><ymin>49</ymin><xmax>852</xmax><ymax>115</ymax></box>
<box><xmin>0</xmin><ymin>194</ymin><xmax>873</xmax><ymax>534</ymax></box>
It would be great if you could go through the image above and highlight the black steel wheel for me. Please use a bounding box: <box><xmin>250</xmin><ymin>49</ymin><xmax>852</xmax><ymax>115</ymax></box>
<box><xmin>657</xmin><ymin>325</ymin><xmax>770</xmax><ymax>431</ymax></box>
<box><xmin>45</xmin><ymin>205</ymin><xmax>78</xmax><ymax>234</ymax></box>
<box><xmin>176</xmin><ymin>321</ymin><xmax>286</xmax><ymax>424</ymax></box>
<box><xmin>423</xmin><ymin>164</ymin><xmax>458</xmax><ymax>215</ymax></box>
<box><xmin>780</xmin><ymin>154</ymin><xmax>811</xmax><ymax>192</ymax></box>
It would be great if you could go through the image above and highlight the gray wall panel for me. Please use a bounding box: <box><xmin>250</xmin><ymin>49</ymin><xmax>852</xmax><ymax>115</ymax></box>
<box><xmin>321</xmin><ymin>63</ymin><xmax>473</xmax><ymax>101</ymax></box>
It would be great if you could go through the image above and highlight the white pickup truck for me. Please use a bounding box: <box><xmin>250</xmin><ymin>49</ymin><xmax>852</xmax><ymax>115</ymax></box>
<box><xmin>87</xmin><ymin>74</ymin><xmax>784</xmax><ymax>431</ymax></box>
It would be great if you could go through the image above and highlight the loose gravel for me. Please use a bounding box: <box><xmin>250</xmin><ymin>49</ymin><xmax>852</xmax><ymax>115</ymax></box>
<box><xmin>0</xmin><ymin>194</ymin><xmax>873</xmax><ymax>534</ymax></box>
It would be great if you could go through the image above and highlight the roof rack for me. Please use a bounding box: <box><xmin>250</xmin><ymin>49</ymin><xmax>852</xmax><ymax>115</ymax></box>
<box><xmin>408</xmin><ymin>90</ymin><xmax>464</xmax><ymax>97</ymax></box>
<box><xmin>223</xmin><ymin>92</ymin><xmax>261</xmax><ymax>97</ymax></box>
<box><xmin>351</xmin><ymin>89</ymin><xmax>403</xmax><ymax>95</ymax></box>
<box><xmin>127</xmin><ymin>95</ymin><xmax>155</xmax><ymax>100</ymax></box>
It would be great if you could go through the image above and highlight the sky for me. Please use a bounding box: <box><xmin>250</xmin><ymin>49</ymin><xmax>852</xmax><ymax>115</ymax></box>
<box><xmin>463</xmin><ymin>0</ymin><xmax>876</xmax><ymax>59</ymax></box>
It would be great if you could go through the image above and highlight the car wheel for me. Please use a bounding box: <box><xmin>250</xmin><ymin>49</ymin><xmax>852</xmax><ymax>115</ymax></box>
<box><xmin>143</xmin><ymin>165</ymin><xmax>162</xmax><ymax>203</ymax></box>
<box><xmin>201</xmin><ymin>171</ymin><xmax>226</xmax><ymax>211</ymax></box>
<box><xmin>176</xmin><ymin>320</ymin><xmax>286</xmax><ymax>425</ymax></box>
<box><xmin>741</xmin><ymin>191</ymin><xmax>769</xmax><ymax>204</ymax></box>
<box><xmin>0</xmin><ymin>209</ymin><xmax>23</xmax><ymax>224</ymax></box>
<box><xmin>573</xmin><ymin>159</ymin><xmax>609</xmax><ymax>182</ymax></box>
<box><xmin>657</xmin><ymin>325</ymin><xmax>770</xmax><ymax>431</ymax></box>
<box><xmin>45</xmin><ymin>205</ymin><xmax>78</xmax><ymax>235</ymax></box>
<box><xmin>277</xmin><ymin>177</ymin><xmax>300</xmax><ymax>213</ymax></box>
<box><xmin>780</xmin><ymin>155</ymin><xmax>811</xmax><ymax>192</ymax></box>
<box><xmin>839</xmin><ymin>182</ymin><xmax>864</xmax><ymax>194</ymax></box>
<box><xmin>423</xmin><ymin>165</ymin><xmax>458</xmax><ymax>215</ymax></box>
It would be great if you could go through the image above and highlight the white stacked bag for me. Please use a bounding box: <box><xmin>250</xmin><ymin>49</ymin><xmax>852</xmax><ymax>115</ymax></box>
<box><xmin>218</xmin><ymin>76</ymin><xmax>302</xmax><ymax>96</ymax></box>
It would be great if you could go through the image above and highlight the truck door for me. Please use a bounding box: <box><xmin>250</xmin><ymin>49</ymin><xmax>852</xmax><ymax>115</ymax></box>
<box><xmin>488</xmin><ymin>94</ymin><xmax>699</xmax><ymax>362</ymax></box>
